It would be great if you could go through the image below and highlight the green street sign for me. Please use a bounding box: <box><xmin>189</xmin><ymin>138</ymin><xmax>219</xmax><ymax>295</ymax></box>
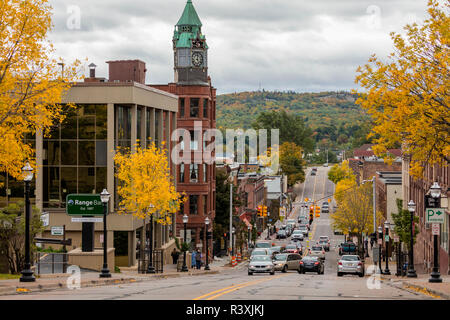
<box><xmin>66</xmin><ymin>194</ymin><xmax>104</xmax><ymax>216</ymax></box>
<box><xmin>425</xmin><ymin>208</ymin><xmax>445</xmax><ymax>224</ymax></box>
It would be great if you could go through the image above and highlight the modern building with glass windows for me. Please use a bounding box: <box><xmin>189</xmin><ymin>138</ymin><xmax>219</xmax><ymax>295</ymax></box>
<box><xmin>35</xmin><ymin>60</ymin><xmax>179</xmax><ymax>268</ymax></box>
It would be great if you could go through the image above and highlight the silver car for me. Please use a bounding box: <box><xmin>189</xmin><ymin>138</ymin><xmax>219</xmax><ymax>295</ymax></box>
<box><xmin>272</xmin><ymin>253</ymin><xmax>302</xmax><ymax>273</ymax></box>
<box><xmin>337</xmin><ymin>255</ymin><xmax>365</xmax><ymax>277</ymax></box>
<box><xmin>291</xmin><ymin>230</ymin><xmax>304</xmax><ymax>241</ymax></box>
<box><xmin>308</xmin><ymin>245</ymin><xmax>326</xmax><ymax>260</ymax></box>
<box><xmin>250</xmin><ymin>248</ymin><xmax>270</xmax><ymax>260</ymax></box>
<box><xmin>248</xmin><ymin>255</ymin><xmax>275</xmax><ymax>275</ymax></box>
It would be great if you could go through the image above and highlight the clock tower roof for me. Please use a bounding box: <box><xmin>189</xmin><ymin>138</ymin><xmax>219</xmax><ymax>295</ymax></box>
<box><xmin>176</xmin><ymin>0</ymin><xmax>202</xmax><ymax>27</ymax></box>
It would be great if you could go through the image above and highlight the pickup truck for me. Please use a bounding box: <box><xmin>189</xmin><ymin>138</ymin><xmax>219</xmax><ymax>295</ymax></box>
<box><xmin>338</xmin><ymin>242</ymin><xmax>358</xmax><ymax>256</ymax></box>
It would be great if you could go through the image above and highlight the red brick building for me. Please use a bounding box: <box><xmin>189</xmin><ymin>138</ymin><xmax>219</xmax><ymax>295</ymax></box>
<box><xmin>150</xmin><ymin>0</ymin><xmax>216</xmax><ymax>253</ymax></box>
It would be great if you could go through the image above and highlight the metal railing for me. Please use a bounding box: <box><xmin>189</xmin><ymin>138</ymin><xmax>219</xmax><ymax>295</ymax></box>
<box><xmin>138</xmin><ymin>249</ymin><xmax>164</xmax><ymax>274</ymax></box>
<box><xmin>34</xmin><ymin>252</ymin><xmax>68</xmax><ymax>275</ymax></box>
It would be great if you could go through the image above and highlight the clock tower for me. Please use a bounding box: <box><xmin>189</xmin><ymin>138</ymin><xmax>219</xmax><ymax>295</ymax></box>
<box><xmin>173</xmin><ymin>0</ymin><xmax>208</xmax><ymax>85</ymax></box>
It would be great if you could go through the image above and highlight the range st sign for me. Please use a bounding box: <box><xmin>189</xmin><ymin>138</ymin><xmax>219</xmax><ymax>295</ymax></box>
<box><xmin>425</xmin><ymin>208</ymin><xmax>445</xmax><ymax>224</ymax></box>
<box><xmin>66</xmin><ymin>194</ymin><xmax>104</xmax><ymax>216</ymax></box>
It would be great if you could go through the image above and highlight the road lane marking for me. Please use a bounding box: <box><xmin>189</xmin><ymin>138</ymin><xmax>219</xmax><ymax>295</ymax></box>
<box><xmin>197</xmin><ymin>275</ymin><xmax>288</xmax><ymax>300</ymax></box>
<box><xmin>193</xmin><ymin>277</ymin><xmax>274</xmax><ymax>300</ymax></box>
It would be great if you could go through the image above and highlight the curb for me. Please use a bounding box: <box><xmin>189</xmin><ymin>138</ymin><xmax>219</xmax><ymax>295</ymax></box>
<box><xmin>0</xmin><ymin>270</ymin><xmax>220</xmax><ymax>297</ymax></box>
<box><xmin>378</xmin><ymin>275</ymin><xmax>450</xmax><ymax>300</ymax></box>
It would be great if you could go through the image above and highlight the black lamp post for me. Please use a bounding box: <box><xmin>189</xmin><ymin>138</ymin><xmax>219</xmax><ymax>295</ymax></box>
<box><xmin>429</xmin><ymin>182</ymin><xmax>442</xmax><ymax>283</ymax></box>
<box><xmin>247</xmin><ymin>225</ymin><xmax>251</xmax><ymax>250</ymax></box>
<box><xmin>407</xmin><ymin>200</ymin><xmax>417</xmax><ymax>278</ymax></box>
<box><xmin>146</xmin><ymin>204</ymin><xmax>156</xmax><ymax>274</ymax></box>
<box><xmin>181</xmin><ymin>214</ymin><xmax>188</xmax><ymax>272</ymax></box>
<box><xmin>378</xmin><ymin>226</ymin><xmax>383</xmax><ymax>274</ymax></box>
<box><xmin>383</xmin><ymin>221</ymin><xmax>391</xmax><ymax>275</ymax></box>
<box><xmin>99</xmin><ymin>189</ymin><xmax>111</xmax><ymax>278</ymax></box>
<box><xmin>204</xmin><ymin>217</ymin><xmax>210</xmax><ymax>270</ymax></box>
<box><xmin>20</xmin><ymin>162</ymin><xmax>35</xmax><ymax>282</ymax></box>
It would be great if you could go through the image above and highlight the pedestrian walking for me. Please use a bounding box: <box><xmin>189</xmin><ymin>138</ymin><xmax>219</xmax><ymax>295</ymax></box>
<box><xmin>171</xmin><ymin>248</ymin><xmax>179</xmax><ymax>264</ymax></box>
<box><xmin>370</xmin><ymin>238</ymin><xmax>374</xmax><ymax>250</ymax></box>
<box><xmin>195</xmin><ymin>249</ymin><xmax>202</xmax><ymax>269</ymax></box>
<box><xmin>191</xmin><ymin>250</ymin><xmax>196</xmax><ymax>269</ymax></box>
<box><xmin>364</xmin><ymin>238</ymin><xmax>368</xmax><ymax>252</ymax></box>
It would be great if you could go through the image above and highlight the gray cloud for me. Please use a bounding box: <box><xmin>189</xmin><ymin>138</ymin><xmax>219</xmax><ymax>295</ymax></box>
<box><xmin>48</xmin><ymin>0</ymin><xmax>430</xmax><ymax>94</ymax></box>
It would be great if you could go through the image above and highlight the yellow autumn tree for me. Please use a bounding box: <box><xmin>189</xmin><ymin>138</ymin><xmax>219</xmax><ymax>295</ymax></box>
<box><xmin>0</xmin><ymin>0</ymin><xmax>81</xmax><ymax>179</ymax></box>
<box><xmin>331</xmin><ymin>180</ymin><xmax>383</xmax><ymax>254</ymax></box>
<box><xmin>355</xmin><ymin>0</ymin><xmax>449</xmax><ymax>177</ymax></box>
<box><xmin>114</xmin><ymin>142</ymin><xmax>184</xmax><ymax>225</ymax></box>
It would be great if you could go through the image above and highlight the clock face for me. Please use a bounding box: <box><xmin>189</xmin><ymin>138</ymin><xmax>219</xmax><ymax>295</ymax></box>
<box><xmin>192</xmin><ymin>52</ymin><xmax>203</xmax><ymax>67</ymax></box>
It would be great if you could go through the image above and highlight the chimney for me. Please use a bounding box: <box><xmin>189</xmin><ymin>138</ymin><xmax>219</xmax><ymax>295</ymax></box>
<box><xmin>106</xmin><ymin>60</ymin><xmax>147</xmax><ymax>84</ymax></box>
<box><xmin>88</xmin><ymin>63</ymin><xmax>97</xmax><ymax>78</ymax></box>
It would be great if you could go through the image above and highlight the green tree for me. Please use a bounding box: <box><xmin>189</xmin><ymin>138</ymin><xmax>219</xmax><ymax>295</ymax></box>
<box><xmin>252</xmin><ymin>110</ymin><xmax>314</xmax><ymax>152</ymax></box>
<box><xmin>391</xmin><ymin>199</ymin><xmax>419</xmax><ymax>251</ymax></box>
<box><xmin>0</xmin><ymin>201</ymin><xmax>44</xmax><ymax>274</ymax></box>
<box><xmin>280</xmin><ymin>142</ymin><xmax>306</xmax><ymax>187</ymax></box>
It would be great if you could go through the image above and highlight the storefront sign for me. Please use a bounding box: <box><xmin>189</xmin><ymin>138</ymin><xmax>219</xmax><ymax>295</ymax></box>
<box><xmin>66</xmin><ymin>194</ymin><xmax>104</xmax><ymax>216</ymax></box>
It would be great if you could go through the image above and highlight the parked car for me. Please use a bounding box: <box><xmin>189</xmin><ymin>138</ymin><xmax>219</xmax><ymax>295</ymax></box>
<box><xmin>291</xmin><ymin>230</ymin><xmax>304</xmax><ymax>242</ymax></box>
<box><xmin>276</xmin><ymin>229</ymin><xmax>287</xmax><ymax>239</ymax></box>
<box><xmin>308</xmin><ymin>245</ymin><xmax>326</xmax><ymax>260</ymax></box>
<box><xmin>298</xmin><ymin>256</ymin><xmax>324</xmax><ymax>274</ymax></box>
<box><xmin>248</xmin><ymin>255</ymin><xmax>275</xmax><ymax>275</ymax></box>
<box><xmin>273</xmin><ymin>253</ymin><xmax>302</xmax><ymax>273</ymax></box>
<box><xmin>338</xmin><ymin>242</ymin><xmax>357</xmax><ymax>256</ymax></box>
<box><xmin>334</xmin><ymin>228</ymin><xmax>344</xmax><ymax>235</ymax></box>
<box><xmin>337</xmin><ymin>255</ymin><xmax>365</xmax><ymax>277</ymax></box>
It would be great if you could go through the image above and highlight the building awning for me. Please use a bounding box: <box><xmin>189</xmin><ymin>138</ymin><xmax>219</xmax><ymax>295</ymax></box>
<box><xmin>242</xmin><ymin>217</ymin><xmax>252</xmax><ymax>230</ymax></box>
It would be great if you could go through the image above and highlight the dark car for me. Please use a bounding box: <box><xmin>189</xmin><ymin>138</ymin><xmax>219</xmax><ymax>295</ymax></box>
<box><xmin>276</xmin><ymin>230</ymin><xmax>287</xmax><ymax>239</ymax></box>
<box><xmin>338</xmin><ymin>242</ymin><xmax>357</xmax><ymax>256</ymax></box>
<box><xmin>298</xmin><ymin>256</ymin><xmax>324</xmax><ymax>274</ymax></box>
<box><xmin>310</xmin><ymin>171</ymin><xmax>316</xmax><ymax>176</ymax></box>
<box><xmin>284</xmin><ymin>244</ymin><xmax>302</xmax><ymax>255</ymax></box>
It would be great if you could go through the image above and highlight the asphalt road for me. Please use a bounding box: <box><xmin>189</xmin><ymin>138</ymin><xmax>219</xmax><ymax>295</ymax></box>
<box><xmin>0</xmin><ymin>166</ymin><xmax>433</xmax><ymax>300</ymax></box>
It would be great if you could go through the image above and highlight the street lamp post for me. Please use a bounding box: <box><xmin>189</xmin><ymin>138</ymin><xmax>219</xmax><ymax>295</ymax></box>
<box><xmin>147</xmin><ymin>204</ymin><xmax>155</xmax><ymax>274</ymax></box>
<box><xmin>232</xmin><ymin>227</ymin><xmax>235</xmax><ymax>257</ymax></box>
<box><xmin>204</xmin><ymin>217</ymin><xmax>210</xmax><ymax>270</ymax></box>
<box><xmin>384</xmin><ymin>221</ymin><xmax>391</xmax><ymax>275</ymax></box>
<box><xmin>181</xmin><ymin>214</ymin><xmax>189</xmax><ymax>272</ymax></box>
<box><xmin>429</xmin><ymin>182</ymin><xmax>442</xmax><ymax>283</ymax></box>
<box><xmin>407</xmin><ymin>200</ymin><xmax>417</xmax><ymax>278</ymax></box>
<box><xmin>378</xmin><ymin>226</ymin><xmax>383</xmax><ymax>274</ymax></box>
<box><xmin>20</xmin><ymin>162</ymin><xmax>35</xmax><ymax>282</ymax></box>
<box><xmin>247</xmin><ymin>225</ymin><xmax>251</xmax><ymax>250</ymax></box>
<box><xmin>99</xmin><ymin>189</ymin><xmax>111</xmax><ymax>278</ymax></box>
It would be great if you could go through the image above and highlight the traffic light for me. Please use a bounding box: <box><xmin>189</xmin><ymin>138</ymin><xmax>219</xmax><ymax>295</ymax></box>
<box><xmin>262</xmin><ymin>206</ymin><xmax>268</xmax><ymax>217</ymax></box>
<box><xmin>257</xmin><ymin>205</ymin><xmax>262</xmax><ymax>216</ymax></box>
<box><xmin>224</xmin><ymin>232</ymin><xmax>229</xmax><ymax>240</ymax></box>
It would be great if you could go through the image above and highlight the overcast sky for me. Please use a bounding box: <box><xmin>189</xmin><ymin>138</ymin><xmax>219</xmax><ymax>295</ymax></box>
<box><xmin>48</xmin><ymin>0</ymin><xmax>430</xmax><ymax>94</ymax></box>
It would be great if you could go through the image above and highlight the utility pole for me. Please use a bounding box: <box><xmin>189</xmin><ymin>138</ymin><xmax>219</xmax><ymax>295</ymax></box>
<box><xmin>230</xmin><ymin>182</ymin><xmax>233</xmax><ymax>257</ymax></box>
<box><xmin>372</xmin><ymin>176</ymin><xmax>376</xmax><ymax>234</ymax></box>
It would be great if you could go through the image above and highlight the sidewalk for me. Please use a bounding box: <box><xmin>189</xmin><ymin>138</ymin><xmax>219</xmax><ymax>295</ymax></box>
<box><xmin>0</xmin><ymin>259</ymin><xmax>230</xmax><ymax>297</ymax></box>
<box><xmin>364</xmin><ymin>255</ymin><xmax>450</xmax><ymax>299</ymax></box>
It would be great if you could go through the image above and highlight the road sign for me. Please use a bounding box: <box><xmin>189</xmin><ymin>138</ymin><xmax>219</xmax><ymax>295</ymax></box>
<box><xmin>71</xmin><ymin>217</ymin><xmax>103</xmax><ymax>223</ymax></box>
<box><xmin>66</xmin><ymin>194</ymin><xmax>104</xmax><ymax>216</ymax></box>
<box><xmin>385</xmin><ymin>235</ymin><xmax>389</xmax><ymax>242</ymax></box>
<box><xmin>51</xmin><ymin>226</ymin><xmax>64</xmax><ymax>236</ymax></box>
<box><xmin>425</xmin><ymin>208</ymin><xmax>445</xmax><ymax>224</ymax></box>
<box><xmin>432</xmin><ymin>224</ymin><xmax>440</xmax><ymax>236</ymax></box>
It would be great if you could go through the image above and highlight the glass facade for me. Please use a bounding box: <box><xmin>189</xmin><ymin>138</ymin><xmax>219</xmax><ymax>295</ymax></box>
<box><xmin>42</xmin><ymin>104</ymin><xmax>108</xmax><ymax>208</ymax></box>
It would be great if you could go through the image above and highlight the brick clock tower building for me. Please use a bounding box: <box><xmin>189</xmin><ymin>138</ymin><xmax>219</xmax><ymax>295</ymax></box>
<box><xmin>151</xmin><ymin>0</ymin><xmax>216</xmax><ymax>254</ymax></box>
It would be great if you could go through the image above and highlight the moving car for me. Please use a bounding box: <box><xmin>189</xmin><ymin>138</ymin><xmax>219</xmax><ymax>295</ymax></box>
<box><xmin>298</xmin><ymin>256</ymin><xmax>324</xmax><ymax>274</ymax></box>
<box><xmin>297</xmin><ymin>225</ymin><xmax>309</xmax><ymax>237</ymax></box>
<box><xmin>273</xmin><ymin>253</ymin><xmax>303</xmax><ymax>273</ymax></box>
<box><xmin>308</xmin><ymin>245</ymin><xmax>326</xmax><ymax>260</ymax></box>
<box><xmin>321</xmin><ymin>203</ymin><xmax>329</xmax><ymax>213</ymax></box>
<box><xmin>284</xmin><ymin>244</ymin><xmax>302</xmax><ymax>255</ymax></box>
<box><xmin>276</xmin><ymin>229</ymin><xmax>287</xmax><ymax>239</ymax></box>
<box><xmin>255</xmin><ymin>241</ymin><xmax>272</xmax><ymax>249</ymax></box>
<box><xmin>248</xmin><ymin>255</ymin><xmax>275</xmax><ymax>275</ymax></box>
<box><xmin>337</xmin><ymin>255</ymin><xmax>365</xmax><ymax>277</ymax></box>
<box><xmin>291</xmin><ymin>230</ymin><xmax>304</xmax><ymax>242</ymax></box>
<box><xmin>310</xmin><ymin>171</ymin><xmax>316</xmax><ymax>176</ymax></box>
<box><xmin>318</xmin><ymin>236</ymin><xmax>330</xmax><ymax>251</ymax></box>
<box><xmin>338</xmin><ymin>242</ymin><xmax>357</xmax><ymax>256</ymax></box>
<box><xmin>250</xmin><ymin>248</ymin><xmax>270</xmax><ymax>260</ymax></box>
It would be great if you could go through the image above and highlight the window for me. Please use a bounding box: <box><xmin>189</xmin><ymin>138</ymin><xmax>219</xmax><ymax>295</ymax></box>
<box><xmin>180</xmin><ymin>98</ymin><xmax>185</xmax><ymax>117</ymax></box>
<box><xmin>190</xmin><ymin>98</ymin><xmax>199</xmax><ymax>118</ymax></box>
<box><xmin>190</xmin><ymin>130</ymin><xmax>198</xmax><ymax>150</ymax></box>
<box><xmin>190</xmin><ymin>164</ymin><xmax>198</xmax><ymax>183</ymax></box>
<box><xmin>180</xmin><ymin>163</ymin><xmax>185</xmax><ymax>183</ymax></box>
<box><xmin>203</xmin><ymin>99</ymin><xmax>208</xmax><ymax>118</ymax></box>
<box><xmin>203</xmin><ymin>195</ymin><xmax>207</xmax><ymax>215</ymax></box>
<box><xmin>190</xmin><ymin>195</ymin><xmax>198</xmax><ymax>215</ymax></box>
<box><xmin>203</xmin><ymin>164</ymin><xmax>207</xmax><ymax>182</ymax></box>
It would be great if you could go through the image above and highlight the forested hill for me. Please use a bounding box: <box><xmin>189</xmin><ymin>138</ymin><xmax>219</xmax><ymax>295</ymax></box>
<box><xmin>216</xmin><ymin>91</ymin><xmax>371</xmax><ymax>147</ymax></box>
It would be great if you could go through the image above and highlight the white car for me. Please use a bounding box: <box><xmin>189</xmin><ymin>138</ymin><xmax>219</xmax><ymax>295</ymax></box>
<box><xmin>248</xmin><ymin>255</ymin><xmax>275</xmax><ymax>275</ymax></box>
<box><xmin>308</xmin><ymin>245</ymin><xmax>326</xmax><ymax>260</ymax></box>
<box><xmin>250</xmin><ymin>248</ymin><xmax>270</xmax><ymax>260</ymax></box>
<box><xmin>291</xmin><ymin>230</ymin><xmax>304</xmax><ymax>241</ymax></box>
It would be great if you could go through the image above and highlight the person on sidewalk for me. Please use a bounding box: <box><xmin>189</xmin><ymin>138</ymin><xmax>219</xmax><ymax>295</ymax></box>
<box><xmin>195</xmin><ymin>249</ymin><xmax>202</xmax><ymax>270</ymax></box>
<box><xmin>171</xmin><ymin>248</ymin><xmax>179</xmax><ymax>264</ymax></box>
<box><xmin>191</xmin><ymin>250</ymin><xmax>197</xmax><ymax>269</ymax></box>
